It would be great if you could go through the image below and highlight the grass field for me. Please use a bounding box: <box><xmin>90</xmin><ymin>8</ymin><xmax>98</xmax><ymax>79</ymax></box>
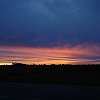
<box><xmin>0</xmin><ymin>64</ymin><xmax>100</xmax><ymax>85</ymax></box>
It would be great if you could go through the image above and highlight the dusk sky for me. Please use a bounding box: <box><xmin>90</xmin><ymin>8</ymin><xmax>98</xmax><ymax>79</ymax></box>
<box><xmin>0</xmin><ymin>0</ymin><xmax>100</xmax><ymax>65</ymax></box>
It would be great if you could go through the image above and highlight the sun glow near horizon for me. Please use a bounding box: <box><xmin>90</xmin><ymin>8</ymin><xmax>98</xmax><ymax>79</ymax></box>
<box><xmin>0</xmin><ymin>45</ymin><xmax>100</xmax><ymax>65</ymax></box>
<box><xmin>0</xmin><ymin>62</ymin><xmax>12</xmax><ymax>65</ymax></box>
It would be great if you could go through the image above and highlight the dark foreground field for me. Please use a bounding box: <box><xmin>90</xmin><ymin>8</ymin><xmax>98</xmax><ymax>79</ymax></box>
<box><xmin>0</xmin><ymin>64</ymin><xmax>100</xmax><ymax>100</ymax></box>
<box><xmin>0</xmin><ymin>82</ymin><xmax>100</xmax><ymax>100</ymax></box>
<box><xmin>0</xmin><ymin>64</ymin><xmax>100</xmax><ymax>85</ymax></box>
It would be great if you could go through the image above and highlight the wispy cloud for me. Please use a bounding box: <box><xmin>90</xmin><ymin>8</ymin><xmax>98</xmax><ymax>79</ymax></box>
<box><xmin>0</xmin><ymin>44</ymin><xmax>100</xmax><ymax>65</ymax></box>
<box><xmin>27</xmin><ymin>0</ymin><xmax>55</xmax><ymax>18</ymax></box>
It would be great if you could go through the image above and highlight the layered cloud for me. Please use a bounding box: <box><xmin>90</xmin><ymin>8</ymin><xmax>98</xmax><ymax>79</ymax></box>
<box><xmin>0</xmin><ymin>45</ymin><xmax>100</xmax><ymax>65</ymax></box>
<box><xmin>0</xmin><ymin>0</ymin><xmax>100</xmax><ymax>64</ymax></box>
<box><xmin>0</xmin><ymin>0</ymin><xmax>100</xmax><ymax>47</ymax></box>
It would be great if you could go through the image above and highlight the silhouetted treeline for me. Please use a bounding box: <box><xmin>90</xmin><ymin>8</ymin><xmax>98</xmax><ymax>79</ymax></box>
<box><xmin>0</xmin><ymin>63</ymin><xmax>100</xmax><ymax>84</ymax></box>
<box><xmin>0</xmin><ymin>63</ymin><xmax>100</xmax><ymax>73</ymax></box>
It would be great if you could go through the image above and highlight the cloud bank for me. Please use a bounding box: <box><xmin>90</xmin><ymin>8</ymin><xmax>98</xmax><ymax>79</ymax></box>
<box><xmin>0</xmin><ymin>45</ymin><xmax>100</xmax><ymax>64</ymax></box>
<box><xmin>0</xmin><ymin>0</ymin><xmax>100</xmax><ymax>64</ymax></box>
<box><xmin>0</xmin><ymin>0</ymin><xmax>100</xmax><ymax>47</ymax></box>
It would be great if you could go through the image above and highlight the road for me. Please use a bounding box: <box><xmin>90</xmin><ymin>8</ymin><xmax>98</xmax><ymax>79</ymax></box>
<box><xmin>0</xmin><ymin>82</ymin><xmax>100</xmax><ymax>100</ymax></box>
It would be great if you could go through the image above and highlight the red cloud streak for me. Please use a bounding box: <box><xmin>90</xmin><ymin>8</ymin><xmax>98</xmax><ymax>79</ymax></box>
<box><xmin>0</xmin><ymin>45</ymin><xmax>100</xmax><ymax>65</ymax></box>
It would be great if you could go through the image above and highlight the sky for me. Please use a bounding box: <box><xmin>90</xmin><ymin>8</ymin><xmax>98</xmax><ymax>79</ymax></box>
<box><xmin>0</xmin><ymin>0</ymin><xmax>100</xmax><ymax>64</ymax></box>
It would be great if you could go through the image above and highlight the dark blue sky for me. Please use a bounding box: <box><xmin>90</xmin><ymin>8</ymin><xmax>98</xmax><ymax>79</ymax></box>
<box><xmin>0</xmin><ymin>0</ymin><xmax>100</xmax><ymax>47</ymax></box>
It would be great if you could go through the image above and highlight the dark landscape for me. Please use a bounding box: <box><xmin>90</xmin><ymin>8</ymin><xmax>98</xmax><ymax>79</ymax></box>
<box><xmin>0</xmin><ymin>63</ymin><xmax>100</xmax><ymax>85</ymax></box>
<box><xmin>0</xmin><ymin>64</ymin><xmax>100</xmax><ymax>100</ymax></box>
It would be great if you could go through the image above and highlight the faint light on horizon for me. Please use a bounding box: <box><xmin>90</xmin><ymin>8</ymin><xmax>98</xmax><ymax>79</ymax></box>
<box><xmin>0</xmin><ymin>45</ymin><xmax>100</xmax><ymax>65</ymax></box>
<box><xmin>0</xmin><ymin>63</ymin><xmax>12</xmax><ymax>65</ymax></box>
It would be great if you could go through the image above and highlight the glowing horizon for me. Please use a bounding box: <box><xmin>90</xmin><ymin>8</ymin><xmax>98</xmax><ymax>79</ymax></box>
<box><xmin>0</xmin><ymin>44</ymin><xmax>100</xmax><ymax>65</ymax></box>
<box><xmin>0</xmin><ymin>63</ymin><xmax>12</xmax><ymax>65</ymax></box>
<box><xmin>0</xmin><ymin>0</ymin><xmax>100</xmax><ymax>65</ymax></box>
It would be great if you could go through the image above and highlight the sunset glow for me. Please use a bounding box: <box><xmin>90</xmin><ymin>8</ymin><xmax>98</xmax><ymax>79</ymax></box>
<box><xmin>0</xmin><ymin>63</ymin><xmax>12</xmax><ymax>65</ymax></box>
<box><xmin>0</xmin><ymin>0</ymin><xmax>100</xmax><ymax>65</ymax></box>
<box><xmin>0</xmin><ymin>45</ymin><xmax>100</xmax><ymax>65</ymax></box>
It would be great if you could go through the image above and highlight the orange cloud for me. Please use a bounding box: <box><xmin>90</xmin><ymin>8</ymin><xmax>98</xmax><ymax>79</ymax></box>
<box><xmin>0</xmin><ymin>45</ymin><xmax>100</xmax><ymax>65</ymax></box>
